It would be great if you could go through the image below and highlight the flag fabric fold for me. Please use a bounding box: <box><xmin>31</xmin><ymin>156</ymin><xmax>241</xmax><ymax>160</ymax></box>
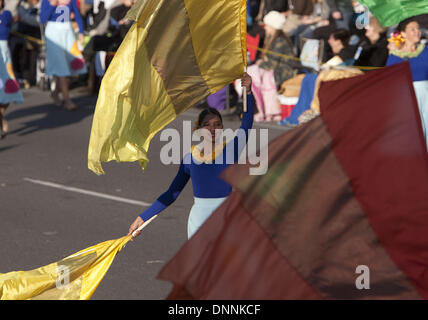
<box><xmin>359</xmin><ymin>0</ymin><xmax>428</xmax><ymax>27</ymax></box>
<box><xmin>88</xmin><ymin>0</ymin><xmax>247</xmax><ymax>175</ymax></box>
<box><xmin>157</xmin><ymin>62</ymin><xmax>428</xmax><ymax>299</ymax></box>
<box><xmin>0</xmin><ymin>236</ymin><xmax>131</xmax><ymax>300</ymax></box>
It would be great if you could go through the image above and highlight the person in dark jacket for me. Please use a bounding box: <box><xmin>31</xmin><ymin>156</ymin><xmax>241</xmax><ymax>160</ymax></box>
<box><xmin>325</xmin><ymin>28</ymin><xmax>357</xmax><ymax>66</ymax></box>
<box><xmin>354</xmin><ymin>17</ymin><xmax>388</xmax><ymax>68</ymax></box>
<box><xmin>15</xmin><ymin>0</ymin><xmax>41</xmax><ymax>86</ymax></box>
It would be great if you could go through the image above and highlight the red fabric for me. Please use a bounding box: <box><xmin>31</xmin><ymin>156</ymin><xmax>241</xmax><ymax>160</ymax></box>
<box><xmin>281</xmin><ymin>104</ymin><xmax>295</xmax><ymax>119</ymax></box>
<box><xmin>319</xmin><ymin>62</ymin><xmax>428</xmax><ymax>298</ymax></box>
<box><xmin>158</xmin><ymin>62</ymin><xmax>428</xmax><ymax>300</ymax></box>
<box><xmin>158</xmin><ymin>192</ymin><xmax>323</xmax><ymax>300</ymax></box>
<box><xmin>246</xmin><ymin>33</ymin><xmax>260</xmax><ymax>63</ymax></box>
<box><xmin>71</xmin><ymin>58</ymin><xmax>85</xmax><ymax>70</ymax></box>
<box><xmin>4</xmin><ymin>79</ymin><xmax>20</xmax><ymax>94</ymax></box>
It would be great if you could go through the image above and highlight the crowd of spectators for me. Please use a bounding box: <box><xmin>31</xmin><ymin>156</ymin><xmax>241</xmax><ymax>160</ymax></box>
<box><xmin>225</xmin><ymin>0</ymin><xmax>428</xmax><ymax>124</ymax></box>
<box><xmin>2</xmin><ymin>0</ymin><xmax>428</xmax><ymax>125</ymax></box>
<box><xmin>5</xmin><ymin>0</ymin><xmax>134</xmax><ymax>93</ymax></box>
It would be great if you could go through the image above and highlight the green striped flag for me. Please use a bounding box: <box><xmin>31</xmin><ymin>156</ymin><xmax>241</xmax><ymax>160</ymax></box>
<box><xmin>359</xmin><ymin>0</ymin><xmax>428</xmax><ymax>26</ymax></box>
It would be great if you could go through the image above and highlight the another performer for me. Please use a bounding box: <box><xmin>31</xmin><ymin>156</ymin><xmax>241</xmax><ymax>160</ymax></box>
<box><xmin>128</xmin><ymin>73</ymin><xmax>254</xmax><ymax>239</ymax></box>
<box><xmin>40</xmin><ymin>0</ymin><xmax>87</xmax><ymax>111</ymax></box>
<box><xmin>386</xmin><ymin>18</ymin><xmax>428</xmax><ymax>150</ymax></box>
<box><xmin>0</xmin><ymin>0</ymin><xmax>24</xmax><ymax>138</ymax></box>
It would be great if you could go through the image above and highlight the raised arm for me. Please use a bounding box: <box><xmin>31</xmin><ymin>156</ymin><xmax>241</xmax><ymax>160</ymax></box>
<box><xmin>232</xmin><ymin>74</ymin><xmax>254</xmax><ymax>162</ymax></box>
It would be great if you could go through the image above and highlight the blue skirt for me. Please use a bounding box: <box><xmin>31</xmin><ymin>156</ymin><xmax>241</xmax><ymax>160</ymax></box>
<box><xmin>0</xmin><ymin>40</ymin><xmax>24</xmax><ymax>104</ymax></box>
<box><xmin>45</xmin><ymin>21</ymin><xmax>87</xmax><ymax>77</ymax></box>
<box><xmin>187</xmin><ymin>197</ymin><xmax>227</xmax><ymax>239</ymax></box>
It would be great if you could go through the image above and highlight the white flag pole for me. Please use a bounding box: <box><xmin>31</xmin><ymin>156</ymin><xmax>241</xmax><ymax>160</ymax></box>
<box><xmin>243</xmin><ymin>66</ymin><xmax>247</xmax><ymax>112</ymax></box>
<box><xmin>132</xmin><ymin>216</ymin><xmax>157</xmax><ymax>238</ymax></box>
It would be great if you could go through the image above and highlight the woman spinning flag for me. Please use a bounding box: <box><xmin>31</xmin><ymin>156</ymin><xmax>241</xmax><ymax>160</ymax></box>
<box><xmin>128</xmin><ymin>73</ymin><xmax>254</xmax><ymax>239</ymax></box>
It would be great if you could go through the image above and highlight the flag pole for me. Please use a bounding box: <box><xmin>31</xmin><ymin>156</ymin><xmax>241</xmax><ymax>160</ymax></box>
<box><xmin>132</xmin><ymin>216</ymin><xmax>157</xmax><ymax>238</ymax></box>
<box><xmin>243</xmin><ymin>66</ymin><xmax>247</xmax><ymax>113</ymax></box>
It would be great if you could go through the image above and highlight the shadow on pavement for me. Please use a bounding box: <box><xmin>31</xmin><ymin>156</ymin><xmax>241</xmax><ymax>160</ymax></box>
<box><xmin>0</xmin><ymin>144</ymin><xmax>19</xmax><ymax>153</ymax></box>
<box><xmin>6</xmin><ymin>95</ymin><xmax>98</xmax><ymax>136</ymax></box>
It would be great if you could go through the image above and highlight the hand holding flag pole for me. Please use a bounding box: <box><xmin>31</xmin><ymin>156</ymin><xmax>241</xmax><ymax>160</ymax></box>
<box><xmin>130</xmin><ymin>216</ymin><xmax>157</xmax><ymax>238</ymax></box>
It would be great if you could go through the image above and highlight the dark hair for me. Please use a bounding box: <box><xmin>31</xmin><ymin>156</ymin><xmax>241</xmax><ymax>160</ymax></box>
<box><xmin>196</xmin><ymin>107</ymin><xmax>223</xmax><ymax>129</ymax></box>
<box><xmin>332</xmin><ymin>29</ymin><xmax>350</xmax><ymax>46</ymax></box>
<box><xmin>397</xmin><ymin>17</ymin><xmax>419</xmax><ymax>32</ymax></box>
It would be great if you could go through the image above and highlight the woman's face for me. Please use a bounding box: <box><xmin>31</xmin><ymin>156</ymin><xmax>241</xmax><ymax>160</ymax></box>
<box><xmin>200</xmin><ymin>114</ymin><xmax>223</xmax><ymax>143</ymax></box>
<box><xmin>402</xmin><ymin>22</ymin><xmax>421</xmax><ymax>45</ymax></box>
<box><xmin>365</xmin><ymin>25</ymin><xmax>380</xmax><ymax>44</ymax></box>
<box><xmin>328</xmin><ymin>35</ymin><xmax>342</xmax><ymax>54</ymax></box>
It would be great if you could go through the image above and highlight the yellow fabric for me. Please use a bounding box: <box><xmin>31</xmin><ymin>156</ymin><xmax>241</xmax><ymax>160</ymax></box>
<box><xmin>184</xmin><ymin>0</ymin><xmax>247</xmax><ymax>94</ymax></box>
<box><xmin>310</xmin><ymin>67</ymin><xmax>364</xmax><ymax>113</ymax></box>
<box><xmin>191</xmin><ymin>141</ymin><xmax>227</xmax><ymax>163</ymax></box>
<box><xmin>0</xmin><ymin>236</ymin><xmax>131</xmax><ymax>300</ymax></box>
<box><xmin>88</xmin><ymin>0</ymin><xmax>247</xmax><ymax>175</ymax></box>
<box><xmin>88</xmin><ymin>21</ymin><xmax>176</xmax><ymax>175</ymax></box>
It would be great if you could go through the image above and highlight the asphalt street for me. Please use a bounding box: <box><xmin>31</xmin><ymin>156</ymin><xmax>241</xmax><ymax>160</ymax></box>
<box><xmin>0</xmin><ymin>86</ymin><xmax>289</xmax><ymax>300</ymax></box>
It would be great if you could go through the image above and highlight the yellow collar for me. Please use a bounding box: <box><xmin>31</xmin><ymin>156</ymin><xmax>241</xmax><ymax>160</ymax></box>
<box><xmin>191</xmin><ymin>142</ymin><xmax>227</xmax><ymax>163</ymax></box>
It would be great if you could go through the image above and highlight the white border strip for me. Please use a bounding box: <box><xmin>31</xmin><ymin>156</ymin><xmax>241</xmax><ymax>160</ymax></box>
<box><xmin>23</xmin><ymin>178</ymin><xmax>151</xmax><ymax>207</ymax></box>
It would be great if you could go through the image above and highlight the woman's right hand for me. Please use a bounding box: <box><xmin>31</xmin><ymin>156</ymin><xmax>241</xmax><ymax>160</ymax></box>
<box><xmin>128</xmin><ymin>216</ymin><xmax>145</xmax><ymax>238</ymax></box>
<box><xmin>49</xmin><ymin>0</ymin><xmax>58</xmax><ymax>6</ymax></box>
<box><xmin>241</xmin><ymin>72</ymin><xmax>252</xmax><ymax>93</ymax></box>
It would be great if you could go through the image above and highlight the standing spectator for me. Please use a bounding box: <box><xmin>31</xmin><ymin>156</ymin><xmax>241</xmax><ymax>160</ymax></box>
<box><xmin>386</xmin><ymin>18</ymin><xmax>428</xmax><ymax>150</ymax></box>
<box><xmin>0</xmin><ymin>0</ymin><xmax>24</xmax><ymax>138</ymax></box>
<box><xmin>40</xmin><ymin>0</ymin><xmax>87</xmax><ymax>111</ymax></box>
<box><xmin>16</xmin><ymin>0</ymin><xmax>41</xmax><ymax>87</ymax></box>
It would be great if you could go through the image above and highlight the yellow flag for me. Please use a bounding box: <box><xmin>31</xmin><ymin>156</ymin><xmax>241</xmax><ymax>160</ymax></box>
<box><xmin>0</xmin><ymin>236</ymin><xmax>131</xmax><ymax>300</ymax></box>
<box><xmin>88</xmin><ymin>0</ymin><xmax>247</xmax><ymax>175</ymax></box>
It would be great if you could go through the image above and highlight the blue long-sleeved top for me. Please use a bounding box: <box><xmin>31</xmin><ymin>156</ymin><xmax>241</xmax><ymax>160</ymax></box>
<box><xmin>140</xmin><ymin>94</ymin><xmax>255</xmax><ymax>221</ymax></box>
<box><xmin>40</xmin><ymin>0</ymin><xmax>84</xmax><ymax>34</ymax></box>
<box><xmin>386</xmin><ymin>44</ymin><xmax>428</xmax><ymax>82</ymax></box>
<box><xmin>0</xmin><ymin>10</ymin><xmax>13</xmax><ymax>40</ymax></box>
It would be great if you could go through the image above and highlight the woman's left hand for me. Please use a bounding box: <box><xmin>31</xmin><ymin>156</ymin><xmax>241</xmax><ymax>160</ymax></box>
<box><xmin>241</xmin><ymin>72</ymin><xmax>252</xmax><ymax>93</ymax></box>
<box><xmin>128</xmin><ymin>216</ymin><xmax>144</xmax><ymax>238</ymax></box>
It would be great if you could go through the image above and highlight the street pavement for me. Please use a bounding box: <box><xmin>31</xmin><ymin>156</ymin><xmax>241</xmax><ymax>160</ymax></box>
<box><xmin>0</xmin><ymin>86</ymin><xmax>290</xmax><ymax>300</ymax></box>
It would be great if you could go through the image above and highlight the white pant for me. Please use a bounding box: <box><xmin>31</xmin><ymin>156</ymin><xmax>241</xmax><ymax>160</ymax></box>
<box><xmin>187</xmin><ymin>197</ymin><xmax>226</xmax><ymax>239</ymax></box>
<box><xmin>413</xmin><ymin>81</ymin><xmax>428</xmax><ymax>151</ymax></box>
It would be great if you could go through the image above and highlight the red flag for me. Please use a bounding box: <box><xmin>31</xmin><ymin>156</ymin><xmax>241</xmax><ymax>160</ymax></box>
<box><xmin>158</xmin><ymin>62</ymin><xmax>428</xmax><ymax>299</ymax></box>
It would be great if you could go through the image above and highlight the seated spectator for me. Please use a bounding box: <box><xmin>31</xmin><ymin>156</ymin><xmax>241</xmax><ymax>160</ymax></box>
<box><xmin>293</xmin><ymin>0</ymin><xmax>331</xmax><ymax>54</ymax></box>
<box><xmin>282</xmin><ymin>0</ymin><xmax>314</xmax><ymax>39</ymax></box>
<box><xmin>324</xmin><ymin>28</ymin><xmax>357</xmax><ymax>66</ymax></box>
<box><xmin>247</xmin><ymin>0</ymin><xmax>261</xmax><ymax>28</ymax></box>
<box><xmin>354</xmin><ymin>17</ymin><xmax>388</xmax><ymax>68</ymax></box>
<box><xmin>255</xmin><ymin>0</ymin><xmax>288</xmax><ymax>24</ymax></box>
<box><xmin>326</xmin><ymin>0</ymin><xmax>354</xmax><ymax>31</ymax></box>
<box><xmin>83</xmin><ymin>0</ymin><xmax>133</xmax><ymax>91</ymax></box>
<box><xmin>246</xmin><ymin>10</ymin><xmax>296</xmax><ymax>122</ymax></box>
